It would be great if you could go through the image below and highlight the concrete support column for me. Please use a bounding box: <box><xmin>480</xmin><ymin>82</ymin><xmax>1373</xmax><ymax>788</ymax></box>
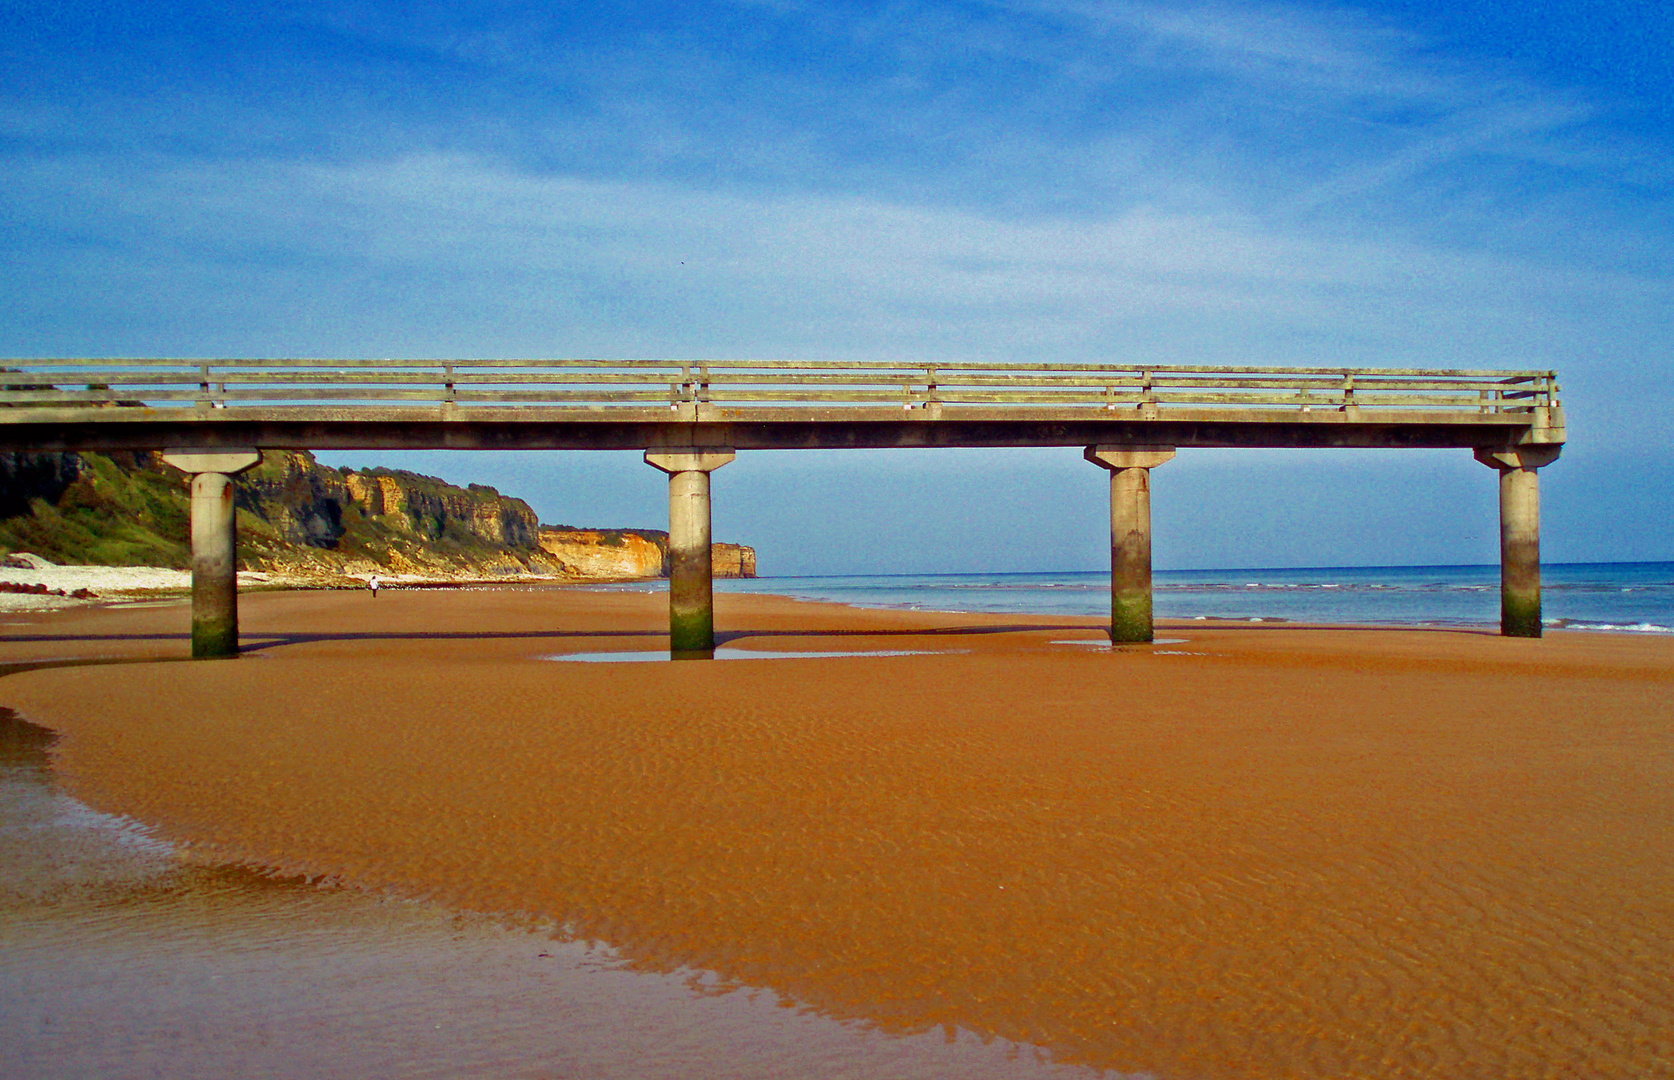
<box><xmin>162</xmin><ymin>449</ymin><xmax>262</xmax><ymax>658</ymax></box>
<box><xmin>1474</xmin><ymin>446</ymin><xmax>1561</xmax><ymax>638</ymax></box>
<box><xmin>645</xmin><ymin>448</ymin><xmax>736</xmax><ymax>659</ymax></box>
<box><xmin>1085</xmin><ymin>446</ymin><xmax>1176</xmax><ymax>643</ymax></box>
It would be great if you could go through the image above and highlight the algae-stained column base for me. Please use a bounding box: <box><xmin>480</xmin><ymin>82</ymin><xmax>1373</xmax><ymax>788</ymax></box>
<box><xmin>160</xmin><ymin>448</ymin><xmax>263</xmax><ymax>659</ymax></box>
<box><xmin>1474</xmin><ymin>446</ymin><xmax>1562</xmax><ymax>638</ymax></box>
<box><xmin>1085</xmin><ymin>446</ymin><xmax>1176</xmax><ymax>644</ymax></box>
<box><xmin>644</xmin><ymin>448</ymin><xmax>736</xmax><ymax>659</ymax></box>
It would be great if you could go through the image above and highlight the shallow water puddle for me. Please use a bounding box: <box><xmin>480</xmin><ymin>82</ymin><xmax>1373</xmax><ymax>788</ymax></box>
<box><xmin>1049</xmin><ymin>639</ymin><xmax>1188</xmax><ymax>647</ymax></box>
<box><xmin>544</xmin><ymin>647</ymin><xmax>956</xmax><ymax>663</ymax></box>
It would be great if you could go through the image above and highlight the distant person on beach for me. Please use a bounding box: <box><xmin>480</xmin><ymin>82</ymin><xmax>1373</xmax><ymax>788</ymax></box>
<box><xmin>369</xmin><ymin>574</ymin><xmax>380</xmax><ymax>598</ymax></box>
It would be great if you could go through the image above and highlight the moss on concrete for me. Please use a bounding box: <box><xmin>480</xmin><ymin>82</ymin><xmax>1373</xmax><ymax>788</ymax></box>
<box><xmin>1502</xmin><ymin>593</ymin><xmax>1543</xmax><ymax>638</ymax></box>
<box><xmin>1111</xmin><ymin>593</ymin><xmax>1155</xmax><ymax>643</ymax></box>
<box><xmin>191</xmin><ymin>614</ymin><xmax>239</xmax><ymax>658</ymax></box>
<box><xmin>669</xmin><ymin>607</ymin><xmax>715</xmax><ymax>654</ymax></box>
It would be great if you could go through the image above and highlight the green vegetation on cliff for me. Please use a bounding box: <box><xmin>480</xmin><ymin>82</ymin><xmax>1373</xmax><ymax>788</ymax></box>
<box><xmin>0</xmin><ymin>450</ymin><xmax>757</xmax><ymax>579</ymax></box>
<box><xmin>0</xmin><ymin>450</ymin><xmax>554</xmax><ymax>576</ymax></box>
<box><xmin>0</xmin><ymin>452</ymin><xmax>191</xmax><ymax>567</ymax></box>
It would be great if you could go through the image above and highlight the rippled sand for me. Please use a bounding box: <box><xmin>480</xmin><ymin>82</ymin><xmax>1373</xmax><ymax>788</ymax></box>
<box><xmin>1</xmin><ymin>707</ymin><xmax>1092</xmax><ymax>1080</ymax></box>
<box><xmin>3</xmin><ymin>588</ymin><xmax>1672</xmax><ymax>1077</ymax></box>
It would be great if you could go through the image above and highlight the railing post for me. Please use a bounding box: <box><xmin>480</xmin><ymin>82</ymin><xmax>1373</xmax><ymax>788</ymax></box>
<box><xmin>1140</xmin><ymin>369</ymin><xmax>1158</xmax><ymax>419</ymax></box>
<box><xmin>676</xmin><ymin>365</ymin><xmax>698</xmax><ymax>421</ymax></box>
<box><xmin>1536</xmin><ymin>375</ymin><xmax>1565</xmax><ymax>436</ymax></box>
<box><xmin>1474</xmin><ymin>446</ymin><xmax>1561</xmax><ymax>637</ymax></box>
<box><xmin>161</xmin><ymin>449</ymin><xmax>263</xmax><ymax>658</ymax></box>
<box><xmin>1085</xmin><ymin>446</ymin><xmax>1176</xmax><ymax>643</ymax></box>
<box><xmin>644</xmin><ymin>448</ymin><xmax>736</xmax><ymax>659</ymax></box>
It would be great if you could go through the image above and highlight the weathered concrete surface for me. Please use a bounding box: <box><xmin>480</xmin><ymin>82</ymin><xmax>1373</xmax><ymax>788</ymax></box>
<box><xmin>162</xmin><ymin>448</ymin><xmax>262</xmax><ymax>658</ymax></box>
<box><xmin>161</xmin><ymin>449</ymin><xmax>262</xmax><ymax>475</ymax></box>
<box><xmin>644</xmin><ymin>449</ymin><xmax>735</xmax><ymax>658</ymax></box>
<box><xmin>1085</xmin><ymin>447</ymin><xmax>1176</xmax><ymax>643</ymax></box>
<box><xmin>0</xmin><ymin>413</ymin><xmax>1561</xmax><ymax>454</ymax></box>
<box><xmin>1475</xmin><ymin>446</ymin><xmax>1561</xmax><ymax>638</ymax></box>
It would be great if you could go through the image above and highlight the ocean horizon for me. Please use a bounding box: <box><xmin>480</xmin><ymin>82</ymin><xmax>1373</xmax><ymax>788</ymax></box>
<box><xmin>692</xmin><ymin>561</ymin><xmax>1674</xmax><ymax>634</ymax></box>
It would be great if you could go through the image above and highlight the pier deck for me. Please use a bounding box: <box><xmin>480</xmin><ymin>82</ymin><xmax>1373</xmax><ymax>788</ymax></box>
<box><xmin>0</xmin><ymin>358</ymin><xmax>1560</xmax><ymax>451</ymax></box>
<box><xmin>0</xmin><ymin>359</ymin><xmax>1566</xmax><ymax>653</ymax></box>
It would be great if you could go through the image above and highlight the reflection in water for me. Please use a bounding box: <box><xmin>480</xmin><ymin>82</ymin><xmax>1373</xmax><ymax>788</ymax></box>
<box><xmin>0</xmin><ymin>709</ymin><xmax>1111</xmax><ymax>1080</ymax></box>
<box><xmin>545</xmin><ymin>648</ymin><xmax>951</xmax><ymax>663</ymax></box>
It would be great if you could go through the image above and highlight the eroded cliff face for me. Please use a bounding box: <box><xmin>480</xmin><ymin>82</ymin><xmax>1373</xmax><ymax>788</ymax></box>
<box><xmin>236</xmin><ymin>451</ymin><xmax>354</xmax><ymax>551</ymax></box>
<box><xmin>0</xmin><ymin>450</ymin><xmax>757</xmax><ymax>580</ymax></box>
<box><xmin>230</xmin><ymin>452</ymin><xmax>551</xmax><ymax>577</ymax></box>
<box><xmin>714</xmin><ymin>543</ymin><xmax>756</xmax><ymax>578</ymax></box>
<box><xmin>538</xmin><ymin>529</ymin><xmax>666</xmax><ymax>578</ymax></box>
<box><xmin>341</xmin><ymin>470</ymin><xmax>539</xmax><ymax>548</ymax></box>
<box><xmin>536</xmin><ymin>528</ymin><xmax>758</xmax><ymax>580</ymax></box>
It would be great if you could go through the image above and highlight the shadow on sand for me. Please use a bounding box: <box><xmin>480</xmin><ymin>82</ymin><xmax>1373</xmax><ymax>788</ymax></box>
<box><xmin>0</xmin><ymin>618</ymin><xmax>1499</xmax><ymax>665</ymax></box>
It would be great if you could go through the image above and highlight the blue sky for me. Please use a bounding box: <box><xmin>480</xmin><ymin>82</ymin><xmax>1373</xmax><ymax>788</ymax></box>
<box><xmin>2</xmin><ymin>1</ymin><xmax>1669</xmax><ymax>572</ymax></box>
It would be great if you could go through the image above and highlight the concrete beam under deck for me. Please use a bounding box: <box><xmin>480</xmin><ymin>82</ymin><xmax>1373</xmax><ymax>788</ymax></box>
<box><xmin>0</xmin><ymin>411</ymin><xmax>1562</xmax><ymax>455</ymax></box>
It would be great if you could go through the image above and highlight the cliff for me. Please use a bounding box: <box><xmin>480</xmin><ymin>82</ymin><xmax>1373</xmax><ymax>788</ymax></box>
<box><xmin>538</xmin><ymin>528</ymin><xmax>666</xmax><ymax>578</ymax></box>
<box><xmin>0</xmin><ymin>451</ymin><xmax>756</xmax><ymax>581</ymax></box>
<box><xmin>536</xmin><ymin>529</ymin><xmax>757</xmax><ymax>579</ymax></box>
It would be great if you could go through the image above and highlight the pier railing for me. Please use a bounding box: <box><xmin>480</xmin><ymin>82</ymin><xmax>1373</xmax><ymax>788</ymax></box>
<box><xmin>0</xmin><ymin>359</ymin><xmax>1559</xmax><ymax>417</ymax></box>
<box><xmin>0</xmin><ymin>357</ymin><xmax>1568</xmax><ymax>649</ymax></box>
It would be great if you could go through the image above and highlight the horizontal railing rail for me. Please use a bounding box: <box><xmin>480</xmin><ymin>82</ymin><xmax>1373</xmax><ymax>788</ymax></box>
<box><xmin>0</xmin><ymin>359</ymin><xmax>1561</xmax><ymax>417</ymax></box>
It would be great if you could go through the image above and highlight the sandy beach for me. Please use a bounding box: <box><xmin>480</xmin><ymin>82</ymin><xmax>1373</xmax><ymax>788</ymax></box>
<box><xmin>2</xmin><ymin>586</ymin><xmax>1671</xmax><ymax>1077</ymax></box>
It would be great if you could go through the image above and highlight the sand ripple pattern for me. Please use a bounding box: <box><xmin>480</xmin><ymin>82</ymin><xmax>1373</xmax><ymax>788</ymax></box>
<box><xmin>6</xmin><ymin>628</ymin><xmax>1673</xmax><ymax>1078</ymax></box>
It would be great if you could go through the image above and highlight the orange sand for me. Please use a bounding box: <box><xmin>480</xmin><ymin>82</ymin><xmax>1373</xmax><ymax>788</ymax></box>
<box><xmin>3</xmin><ymin>587</ymin><xmax>1672</xmax><ymax>1077</ymax></box>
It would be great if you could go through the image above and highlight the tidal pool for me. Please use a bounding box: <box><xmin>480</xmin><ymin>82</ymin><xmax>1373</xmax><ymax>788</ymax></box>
<box><xmin>544</xmin><ymin>647</ymin><xmax>953</xmax><ymax>662</ymax></box>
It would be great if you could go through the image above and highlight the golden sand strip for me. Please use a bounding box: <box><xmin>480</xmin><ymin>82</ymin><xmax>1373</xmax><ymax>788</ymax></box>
<box><xmin>3</xmin><ymin>588</ymin><xmax>1672</xmax><ymax>1078</ymax></box>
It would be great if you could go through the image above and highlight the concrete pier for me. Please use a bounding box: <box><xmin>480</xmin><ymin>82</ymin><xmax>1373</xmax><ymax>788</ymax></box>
<box><xmin>1475</xmin><ymin>446</ymin><xmax>1561</xmax><ymax>638</ymax></box>
<box><xmin>161</xmin><ymin>449</ymin><xmax>262</xmax><ymax>658</ymax></box>
<box><xmin>1085</xmin><ymin>446</ymin><xmax>1176</xmax><ymax>643</ymax></box>
<box><xmin>645</xmin><ymin>448</ymin><xmax>735</xmax><ymax>658</ymax></box>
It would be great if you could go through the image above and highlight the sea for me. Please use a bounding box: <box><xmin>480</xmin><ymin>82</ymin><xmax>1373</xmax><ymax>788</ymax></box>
<box><xmin>711</xmin><ymin>562</ymin><xmax>1674</xmax><ymax>634</ymax></box>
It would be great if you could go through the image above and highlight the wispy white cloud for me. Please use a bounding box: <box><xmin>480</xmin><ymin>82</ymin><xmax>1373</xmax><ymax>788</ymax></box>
<box><xmin>2</xmin><ymin>1</ymin><xmax>1668</xmax><ymax>379</ymax></box>
<box><xmin>2</xmin><ymin>0</ymin><xmax>1668</xmax><ymax>561</ymax></box>
<box><xmin>6</xmin><ymin>148</ymin><xmax>1663</xmax><ymax>380</ymax></box>
<box><xmin>10</xmin><ymin>0</ymin><xmax>1649</xmax><ymax>234</ymax></box>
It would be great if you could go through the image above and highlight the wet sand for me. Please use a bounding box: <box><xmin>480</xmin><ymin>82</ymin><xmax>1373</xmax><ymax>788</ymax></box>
<box><xmin>0</xmin><ymin>703</ymin><xmax>1093</xmax><ymax>1080</ymax></box>
<box><xmin>3</xmin><ymin>587</ymin><xmax>1672</xmax><ymax>1077</ymax></box>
